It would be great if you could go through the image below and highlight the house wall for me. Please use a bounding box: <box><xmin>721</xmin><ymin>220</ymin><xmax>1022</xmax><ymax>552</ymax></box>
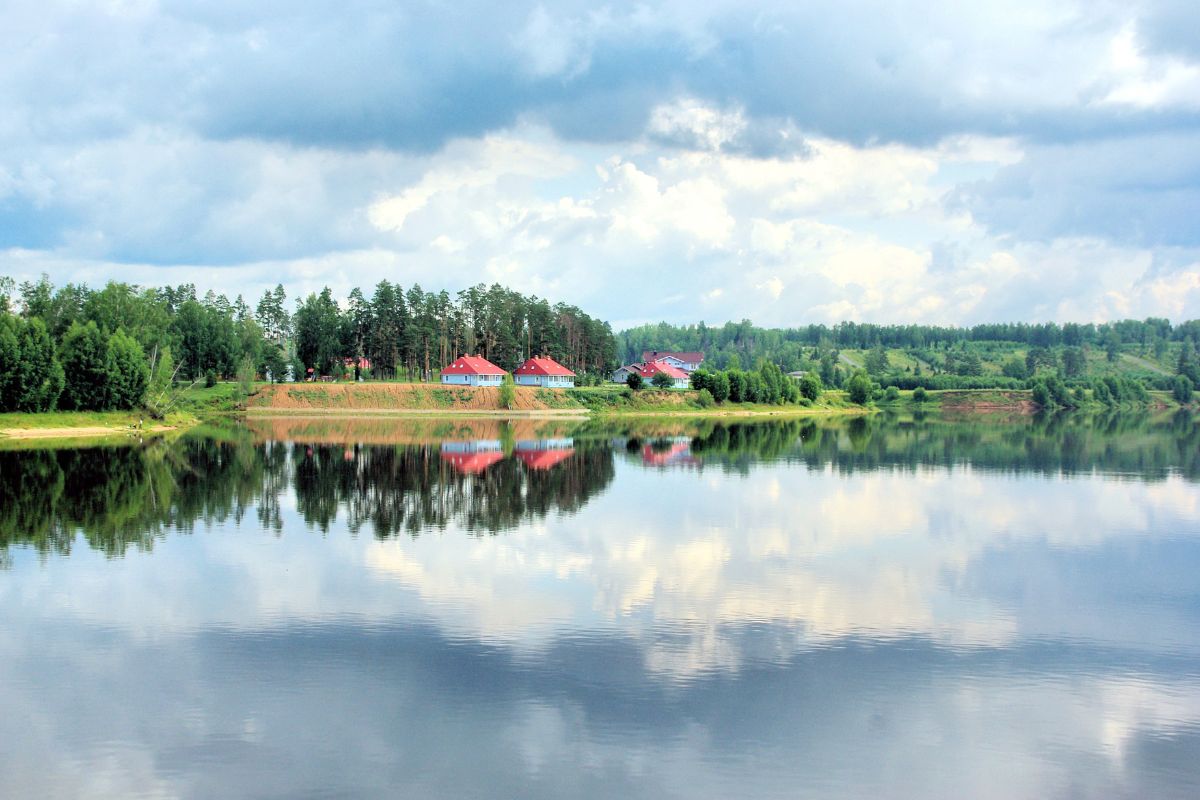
<box><xmin>516</xmin><ymin>375</ymin><xmax>574</xmax><ymax>387</ymax></box>
<box><xmin>442</xmin><ymin>373</ymin><xmax>504</xmax><ymax>386</ymax></box>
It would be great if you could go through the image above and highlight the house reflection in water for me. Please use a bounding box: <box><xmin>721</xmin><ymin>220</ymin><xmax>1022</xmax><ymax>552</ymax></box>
<box><xmin>641</xmin><ymin>437</ymin><xmax>699</xmax><ymax>468</ymax></box>
<box><xmin>514</xmin><ymin>438</ymin><xmax>576</xmax><ymax>471</ymax></box>
<box><xmin>439</xmin><ymin>440</ymin><xmax>505</xmax><ymax>474</ymax></box>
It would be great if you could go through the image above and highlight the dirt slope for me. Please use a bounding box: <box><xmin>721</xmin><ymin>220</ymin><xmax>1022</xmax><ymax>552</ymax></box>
<box><xmin>247</xmin><ymin>382</ymin><xmax>582</xmax><ymax>412</ymax></box>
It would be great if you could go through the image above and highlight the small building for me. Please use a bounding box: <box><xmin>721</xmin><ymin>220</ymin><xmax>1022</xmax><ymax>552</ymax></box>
<box><xmin>440</xmin><ymin>354</ymin><xmax>506</xmax><ymax>386</ymax></box>
<box><xmin>613</xmin><ymin>360</ymin><xmax>690</xmax><ymax>389</ymax></box>
<box><xmin>641</xmin><ymin>350</ymin><xmax>705</xmax><ymax>373</ymax></box>
<box><xmin>514</xmin><ymin>356</ymin><xmax>576</xmax><ymax>387</ymax></box>
<box><xmin>611</xmin><ymin>364</ymin><xmax>639</xmax><ymax>384</ymax></box>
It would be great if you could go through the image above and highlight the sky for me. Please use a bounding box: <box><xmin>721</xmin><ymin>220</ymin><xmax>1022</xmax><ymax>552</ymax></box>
<box><xmin>1</xmin><ymin>0</ymin><xmax>1199</xmax><ymax>330</ymax></box>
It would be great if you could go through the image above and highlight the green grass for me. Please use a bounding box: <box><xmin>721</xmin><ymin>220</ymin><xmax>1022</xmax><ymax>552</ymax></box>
<box><xmin>0</xmin><ymin>410</ymin><xmax>154</xmax><ymax>430</ymax></box>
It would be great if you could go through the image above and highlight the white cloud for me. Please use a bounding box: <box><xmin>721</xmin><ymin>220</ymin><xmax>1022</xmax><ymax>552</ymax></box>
<box><xmin>1099</xmin><ymin>24</ymin><xmax>1200</xmax><ymax>109</ymax></box>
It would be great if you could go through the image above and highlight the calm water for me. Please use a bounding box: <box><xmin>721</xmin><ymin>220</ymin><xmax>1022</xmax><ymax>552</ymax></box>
<box><xmin>2</xmin><ymin>412</ymin><xmax>1199</xmax><ymax>799</ymax></box>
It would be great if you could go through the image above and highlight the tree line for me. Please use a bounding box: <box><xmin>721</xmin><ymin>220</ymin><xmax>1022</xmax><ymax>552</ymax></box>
<box><xmin>0</xmin><ymin>274</ymin><xmax>619</xmax><ymax>413</ymax></box>
<box><xmin>621</xmin><ymin>318</ymin><xmax>1200</xmax><ymax>374</ymax></box>
<box><xmin>289</xmin><ymin>281</ymin><xmax>618</xmax><ymax>381</ymax></box>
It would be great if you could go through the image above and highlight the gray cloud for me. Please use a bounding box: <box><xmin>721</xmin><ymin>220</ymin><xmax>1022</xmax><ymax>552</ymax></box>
<box><xmin>2</xmin><ymin>1</ymin><xmax>1199</xmax><ymax>322</ymax></box>
<box><xmin>954</xmin><ymin>132</ymin><xmax>1200</xmax><ymax>248</ymax></box>
<box><xmin>3</xmin><ymin>1</ymin><xmax>1197</xmax><ymax>154</ymax></box>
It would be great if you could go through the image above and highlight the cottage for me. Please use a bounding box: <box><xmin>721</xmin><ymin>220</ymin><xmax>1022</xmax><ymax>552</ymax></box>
<box><xmin>612</xmin><ymin>360</ymin><xmax>691</xmax><ymax>389</ymax></box>
<box><xmin>514</xmin><ymin>356</ymin><xmax>576</xmax><ymax>387</ymax></box>
<box><xmin>440</xmin><ymin>354</ymin><xmax>506</xmax><ymax>386</ymax></box>
<box><xmin>641</xmin><ymin>350</ymin><xmax>705</xmax><ymax>373</ymax></box>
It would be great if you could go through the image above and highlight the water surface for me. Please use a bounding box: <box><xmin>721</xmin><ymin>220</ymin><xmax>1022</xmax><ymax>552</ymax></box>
<box><xmin>2</xmin><ymin>412</ymin><xmax>1199</xmax><ymax>798</ymax></box>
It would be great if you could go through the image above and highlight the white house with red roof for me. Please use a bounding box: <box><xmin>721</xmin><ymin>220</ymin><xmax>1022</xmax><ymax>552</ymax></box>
<box><xmin>611</xmin><ymin>359</ymin><xmax>691</xmax><ymax>389</ymax></box>
<box><xmin>440</xmin><ymin>354</ymin><xmax>506</xmax><ymax>386</ymax></box>
<box><xmin>640</xmin><ymin>350</ymin><xmax>704</xmax><ymax>373</ymax></box>
<box><xmin>513</xmin><ymin>356</ymin><xmax>576</xmax><ymax>387</ymax></box>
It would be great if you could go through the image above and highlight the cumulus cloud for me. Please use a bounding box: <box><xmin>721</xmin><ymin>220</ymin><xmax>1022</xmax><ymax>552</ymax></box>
<box><xmin>1</xmin><ymin>1</ymin><xmax>1199</xmax><ymax>324</ymax></box>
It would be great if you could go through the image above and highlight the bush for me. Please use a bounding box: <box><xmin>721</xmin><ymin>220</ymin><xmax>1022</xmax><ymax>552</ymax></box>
<box><xmin>880</xmin><ymin>375</ymin><xmax>1025</xmax><ymax>391</ymax></box>
<box><xmin>205</xmin><ymin>369</ymin><xmax>217</xmax><ymax>388</ymax></box>
<box><xmin>1174</xmin><ymin>375</ymin><xmax>1195</xmax><ymax>404</ymax></box>
<box><xmin>625</xmin><ymin>372</ymin><xmax>643</xmax><ymax>391</ymax></box>
<box><xmin>709</xmin><ymin>371</ymin><xmax>730</xmax><ymax>402</ymax></box>
<box><xmin>695</xmin><ymin>388</ymin><xmax>715</xmax><ymax>408</ymax></box>
<box><xmin>884</xmin><ymin>385</ymin><xmax>900</xmax><ymax>402</ymax></box>
<box><xmin>498</xmin><ymin>373</ymin><xmax>516</xmax><ymax>409</ymax></box>
<box><xmin>912</xmin><ymin>386</ymin><xmax>928</xmax><ymax>403</ymax></box>
<box><xmin>846</xmin><ymin>370</ymin><xmax>873</xmax><ymax>405</ymax></box>
<box><xmin>798</xmin><ymin>373</ymin><xmax>823</xmax><ymax>401</ymax></box>
<box><xmin>1031</xmin><ymin>382</ymin><xmax>1052</xmax><ymax>408</ymax></box>
<box><xmin>237</xmin><ymin>355</ymin><xmax>256</xmax><ymax>397</ymax></box>
<box><xmin>651</xmin><ymin>371</ymin><xmax>674</xmax><ymax>389</ymax></box>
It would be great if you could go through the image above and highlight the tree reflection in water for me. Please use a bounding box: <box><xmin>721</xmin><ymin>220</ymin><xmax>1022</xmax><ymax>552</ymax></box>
<box><xmin>0</xmin><ymin>433</ymin><xmax>615</xmax><ymax>557</ymax></box>
<box><xmin>1</xmin><ymin>410</ymin><xmax>1196</xmax><ymax>559</ymax></box>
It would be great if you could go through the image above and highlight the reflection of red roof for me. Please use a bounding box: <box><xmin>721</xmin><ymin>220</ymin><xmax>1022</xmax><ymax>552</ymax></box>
<box><xmin>633</xmin><ymin>361</ymin><xmax>689</xmax><ymax>380</ymax></box>
<box><xmin>515</xmin><ymin>356</ymin><xmax>575</xmax><ymax>377</ymax></box>
<box><xmin>440</xmin><ymin>450</ymin><xmax>505</xmax><ymax>474</ymax></box>
<box><xmin>641</xmin><ymin>442</ymin><xmax>695</xmax><ymax>466</ymax></box>
<box><xmin>642</xmin><ymin>351</ymin><xmax>704</xmax><ymax>364</ymax></box>
<box><xmin>442</xmin><ymin>355</ymin><xmax>506</xmax><ymax>375</ymax></box>
<box><xmin>516</xmin><ymin>448</ymin><xmax>575</xmax><ymax>470</ymax></box>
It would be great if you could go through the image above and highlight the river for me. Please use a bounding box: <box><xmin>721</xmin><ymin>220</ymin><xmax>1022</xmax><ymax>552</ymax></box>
<box><xmin>1</xmin><ymin>411</ymin><xmax>1198</xmax><ymax>798</ymax></box>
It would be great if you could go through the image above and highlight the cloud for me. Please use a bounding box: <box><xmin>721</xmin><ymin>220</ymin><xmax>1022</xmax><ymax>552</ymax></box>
<box><xmin>1</xmin><ymin>2</ymin><xmax>1199</xmax><ymax>324</ymax></box>
<box><xmin>955</xmin><ymin>132</ymin><xmax>1200</xmax><ymax>248</ymax></box>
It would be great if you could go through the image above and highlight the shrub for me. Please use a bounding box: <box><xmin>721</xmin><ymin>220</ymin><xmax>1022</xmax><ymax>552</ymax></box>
<box><xmin>709</xmin><ymin>371</ymin><xmax>730</xmax><ymax>402</ymax></box>
<box><xmin>846</xmin><ymin>370</ymin><xmax>873</xmax><ymax>405</ymax></box>
<box><xmin>237</xmin><ymin>355</ymin><xmax>256</xmax><ymax>397</ymax></box>
<box><xmin>1031</xmin><ymin>382</ymin><xmax>1052</xmax><ymax>408</ymax></box>
<box><xmin>884</xmin><ymin>385</ymin><xmax>900</xmax><ymax>402</ymax></box>
<box><xmin>651</xmin><ymin>371</ymin><xmax>674</xmax><ymax>389</ymax></box>
<box><xmin>912</xmin><ymin>386</ymin><xmax>928</xmax><ymax>403</ymax></box>
<box><xmin>695</xmin><ymin>388</ymin><xmax>715</xmax><ymax>408</ymax></box>
<box><xmin>798</xmin><ymin>373</ymin><xmax>823</xmax><ymax>401</ymax></box>
<box><xmin>625</xmin><ymin>372</ymin><xmax>644</xmax><ymax>391</ymax></box>
<box><xmin>498</xmin><ymin>373</ymin><xmax>516</xmax><ymax>409</ymax></box>
<box><xmin>1174</xmin><ymin>375</ymin><xmax>1195</xmax><ymax>404</ymax></box>
<box><xmin>205</xmin><ymin>369</ymin><xmax>217</xmax><ymax>388</ymax></box>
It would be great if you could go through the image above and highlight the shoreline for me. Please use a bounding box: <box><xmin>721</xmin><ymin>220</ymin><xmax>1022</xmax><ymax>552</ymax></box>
<box><xmin>2</xmin><ymin>386</ymin><xmax>1188</xmax><ymax>443</ymax></box>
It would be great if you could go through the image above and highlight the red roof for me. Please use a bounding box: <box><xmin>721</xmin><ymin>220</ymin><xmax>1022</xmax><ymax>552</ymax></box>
<box><xmin>642</xmin><ymin>350</ymin><xmax>704</xmax><ymax>364</ymax></box>
<box><xmin>440</xmin><ymin>450</ymin><xmax>505</xmax><ymax>474</ymax></box>
<box><xmin>515</xmin><ymin>356</ymin><xmax>576</xmax><ymax>377</ymax></box>
<box><xmin>442</xmin><ymin>354</ymin><xmax>506</xmax><ymax>375</ymax></box>
<box><xmin>516</xmin><ymin>448</ymin><xmax>575</xmax><ymax>470</ymax></box>
<box><xmin>632</xmin><ymin>360</ymin><xmax>689</xmax><ymax>380</ymax></box>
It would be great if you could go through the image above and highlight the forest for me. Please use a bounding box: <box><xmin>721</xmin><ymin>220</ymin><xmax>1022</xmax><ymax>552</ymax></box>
<box><xmin>0</xmin><ymin>275</ymin><xmax>619</xmax><ymax>413</ymax></box>
<box><xmin>3</xmin><ymin>270</ymin><xmax>1199</xmax><ymax>415</ymax></box>
<box><xmin>620</xmin><ymin>318</ymin><xmax>1200</xmax><ymax>395</ymax></box>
